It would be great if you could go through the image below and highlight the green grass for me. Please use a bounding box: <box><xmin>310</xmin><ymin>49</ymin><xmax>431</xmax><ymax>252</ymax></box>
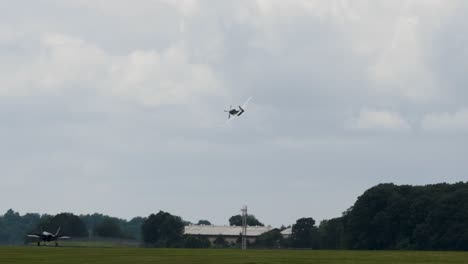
<box><xmin>1</xmin><ymin>247</ymin><xmax>468</xmax><ymax>264</ymax></box>
<box><xmin>25</xmin><ymin>239</ymin><xmax>139</xmax><ymax>248</ymax></box>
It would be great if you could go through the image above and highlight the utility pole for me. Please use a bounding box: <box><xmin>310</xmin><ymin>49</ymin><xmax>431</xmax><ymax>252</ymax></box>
<box><xmin>241</xmin><ymin>205</ymin><xmax>248</xmax><ymax>250</ymax></box>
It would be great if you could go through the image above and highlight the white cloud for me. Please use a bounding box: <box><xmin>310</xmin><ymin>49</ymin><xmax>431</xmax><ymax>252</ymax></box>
<box><xmin>104</xmin><ymin>45</ymin><xmax>220</xmax><ymax>106</ymax></box>
<box><xmin>0</xmin><ymin>26</ymin><xmax>20</xmax><ymax>43</ymax></box>
<box><xmin>349</xmin><ymin>108</ymin><xmax>411</xmax><ymax>131</ymax></box>
<box><xmin>91</xmin><ymin>0</ymin><xmax>199</xmax><ymax>15</ymax></box>
<box><xmin>0</xmin><ymin>34</ymin><xmax>104</xmax><ymax>95</ymax></box>
<box><xmin>225</xmin><ymin>0</ymin><xmax>457</xmax><ymax>102</ymax></box>
<box><xmin>422</xmin><ymin>108</ymin><xmax>468</xmax><ymax>132</ymax></box>
<box><xmin>38</xmin><ymin>34</ymin><xmax>107</xmax><ymax>88</ymax></box>
<box><xmin>368</xmin><ymin>16</ymin><xmax>438</xmax><ymax>100</ymax></box>
<box><xmin>364</xmin><ymin>0</ymin><xmax>456</xmax><ymax>101</ymax></box>
<box><xmin>0</xmin><ymin>33</ymin><xmax>222</xmax><ymax>106</ymax></box>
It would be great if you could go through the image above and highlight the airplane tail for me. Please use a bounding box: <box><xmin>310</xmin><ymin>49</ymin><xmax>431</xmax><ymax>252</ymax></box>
<box><xmin>55</xmin><ymin>226</ymin><xmax>61</xmax><ymax>236</ymax></box>
<box><xmin>237</xmin><ymin>106</ymin><xmax>245</xmax><ymax>116</ymax></box>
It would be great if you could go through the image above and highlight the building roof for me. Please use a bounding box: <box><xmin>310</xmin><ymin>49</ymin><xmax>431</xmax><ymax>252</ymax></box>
<box><xmin>280</xmin><ymin>227</ymin><xmax>292</xmax><ymax>235</ymax></box>
<box><xmin>184</xmin><ymin>225</ymin><xmax>272</xmax><ymax>237</ymax></box>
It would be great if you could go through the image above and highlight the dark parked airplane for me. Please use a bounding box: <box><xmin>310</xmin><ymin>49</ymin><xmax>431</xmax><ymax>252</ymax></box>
<box><xmin>27</xmin><ymin>227</ymin><xmax>70</xmax><ymax>246</ymax></box>
<box><xmin>225</xmin><ymin>97</ymin><xmax>252</xmax><ymax>119</ymax></box>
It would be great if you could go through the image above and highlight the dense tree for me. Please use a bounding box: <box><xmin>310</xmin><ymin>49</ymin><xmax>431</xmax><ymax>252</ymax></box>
<box><xmin>183</xmin><ymin>235</ymin><xmax>211</xmax><ymax>248</ymax></box>
<box><xmin>3</xmin><ymin>209</ymin><xmax>21</xmax><ymax>224</ymax></box>
<box><xmin>122</xmin><ymin>217</ymin><xmax>145</xmax><ymax>240</ymax></box>
<box><xmin>80</xmin><ymin>213</ymin><xmax>108</xmax><ymax>236</ymax></box>
<box><xmin>93</xmin><ymin>218</ymin><xmax>122</xmax><ymax>238</ymax></box>
<box><xmin>213</xmin><ymin>236</ymin><xmax>228</xmax><ymax>248</ymax></box>
<box><xmin>141</xmin><ymin>211</ymin><xmax>184</xmax><ymax>247</ymax></box>
<box><xmin>0</xmin><ymin>221</ymin><xmax>8</xmax><ymax>243</ymax></box>
<box><xmin>229</xmin><ymin>215</ymin><xmax>264</xmax><ymax>226</ymax></box>
<box><xmin>0</xmin><ymin>210</ymin><xmax>42</xmax><ymax>244</ymax></box>
<box><xmin>228</xmin><ymin>215</ymin><xmax>242</xmax><ymax>226</ymax></box>
<box><xmin>1</xmin><ymin>210</ymin><xmax>144</xmax><ymax>245</ymax></box>
<box><xmin>1</xmin><ymin>210</ymin><xmax>22</xmax><ymax>244</ymax></box>
<box><xmin>254</xmin><ymin>229</ymin><xmax>284</xmax><ymax>249</ymax></box>
<box><xmin>0</xmin><ymin>181</ymin><xmax>466</xmax><ymax>250</ymax></box>
<box><xmin>81</xmin><ymin>213</ymin><xmax>144</xmax><ymax>240</ymax></box>
<box><xmin>340</xmin><ymin>182</ymin><xmax>468</xmax><ymax>250</ymax></box>
<box><xmin>22</xmin><ymin>213</ymin><xmax>42</xmax><ymax>229</ymax></box>
<box><xmin>291</xmin><ymin>217</ymin><xmax>319</xmax><ymax>249</ymax></box>
<box><xmin>35</xmin><ymin>213</ymin><xmax>88</xmax><ymax>237</ymax></box>
<box><xmin>318</xmin><ymin>218</ymin><xmax>345</xmax><ymax>249</ymax></box>
<box><xmin>197</xmin><ymin>220</ymin><xmax>211</xmax><ymax>225</ymax></box>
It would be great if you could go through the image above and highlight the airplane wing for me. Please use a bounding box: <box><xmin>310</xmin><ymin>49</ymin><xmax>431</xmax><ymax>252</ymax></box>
<box><xmin>241</xmin><ymin>96</ymin><xmax>253</xmax><ymax>109</ymax></box>
<box><xmin>27</xmin><ymin>235</ymin><xmax>40</xmax><ymax>238</ymax></box>
<box><xmin>225</xmin><ymin>112</ymin><xmax>240</xmax><ymax>126</ymax></box>
<box><xmin>58</xmin><ymin>236</ymin><xmax>71</xmax><ymax>239</ymax></box>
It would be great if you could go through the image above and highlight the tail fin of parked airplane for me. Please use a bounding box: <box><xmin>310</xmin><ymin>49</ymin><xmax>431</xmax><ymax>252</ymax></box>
<box><xmin>55</xmin><ymin>226</ymin><xmax>61</xmax><ymax>236</ymax></box>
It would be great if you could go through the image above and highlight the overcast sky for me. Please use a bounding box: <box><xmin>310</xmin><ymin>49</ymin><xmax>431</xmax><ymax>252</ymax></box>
<box><xmin>1</xmin><ymin>0</ymin><xmax>467</xmax><ymax>227</ymax></box>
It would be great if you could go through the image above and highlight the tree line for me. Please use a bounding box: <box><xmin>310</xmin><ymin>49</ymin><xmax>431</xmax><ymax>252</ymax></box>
<box><xmin>0</xmin><ymin>211</ymin><xmax>145</xmax><ymax>244</ymax></box>
<box><xmin>1</xmin><ymin>182</ymin><xmax>467</xmax><ymax>250</ymax></box>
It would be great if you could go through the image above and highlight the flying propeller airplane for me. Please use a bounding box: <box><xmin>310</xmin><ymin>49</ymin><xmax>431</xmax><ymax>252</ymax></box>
<box><xmin>224</xmin><ymin>97</ymin><xmax>252</xmax><ymax>120</ymax></box>
<box><xmin>27</xmin><ymin>227</ymin><xmax>70</xmax><ymax>247</ymax></box>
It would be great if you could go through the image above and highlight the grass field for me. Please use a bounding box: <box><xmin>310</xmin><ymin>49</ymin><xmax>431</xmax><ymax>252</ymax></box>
<box><xmin>25</xmin><ymin>239</ymin><xmax>139</xmax><ymax>248</ymax></box>
<box><xmin>1</xmin><ymin>247</ymin><xmax>468</xmax><ymax>264</ymax></box>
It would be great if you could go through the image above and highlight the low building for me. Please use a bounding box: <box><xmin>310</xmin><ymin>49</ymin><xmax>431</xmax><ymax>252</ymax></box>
<box><xmin>184</xmin><ymin>225</ymin><xmax>272</xmax><ymax>245</ymax></box>
<box><xmin>280</xmin><ymin>227</ymin><xmax>292</xmax><ymax>239</ymax></box>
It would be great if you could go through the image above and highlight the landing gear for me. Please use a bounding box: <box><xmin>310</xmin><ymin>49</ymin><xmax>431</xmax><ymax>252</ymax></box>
<box><xmin>55</xmin><ymin>241</ymin><xmax>58</xmax><ymax>247</ymax></box>
<box><xmin>37</xmin><ymin>241</ymin><xmax>40</xmax><ymax>246</ymax></box>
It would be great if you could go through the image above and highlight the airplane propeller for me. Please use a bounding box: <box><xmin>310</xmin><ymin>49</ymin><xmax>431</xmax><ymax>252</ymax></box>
<box><xmin>224</xmin><ymin>105</ymin><xmax>232</xmax><ymax>119</ymax></box>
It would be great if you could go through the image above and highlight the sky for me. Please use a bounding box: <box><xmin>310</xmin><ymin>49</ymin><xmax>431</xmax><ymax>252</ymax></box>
<box><xmin>1</xmin><ymin>0</ymin><xmax>467</xmax><ymax>227</ymax></box>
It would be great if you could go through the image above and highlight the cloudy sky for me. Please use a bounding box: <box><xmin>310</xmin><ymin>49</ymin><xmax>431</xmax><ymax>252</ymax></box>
<box><xmin>1</xmin><ymin>0</ymin><xmax>467</xmax><ymax>227</ymax></box>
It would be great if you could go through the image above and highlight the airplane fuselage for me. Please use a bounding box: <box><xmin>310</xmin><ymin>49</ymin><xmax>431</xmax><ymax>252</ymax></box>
<box><xmin>227</xmin><ymin>106</ymin><xmax>245</xmax><ymax>118</ymax></box>
<box><xmin>36</xmin><ymin>232</ymin><xmax>58</xmax><ymax>242</ymax></box>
